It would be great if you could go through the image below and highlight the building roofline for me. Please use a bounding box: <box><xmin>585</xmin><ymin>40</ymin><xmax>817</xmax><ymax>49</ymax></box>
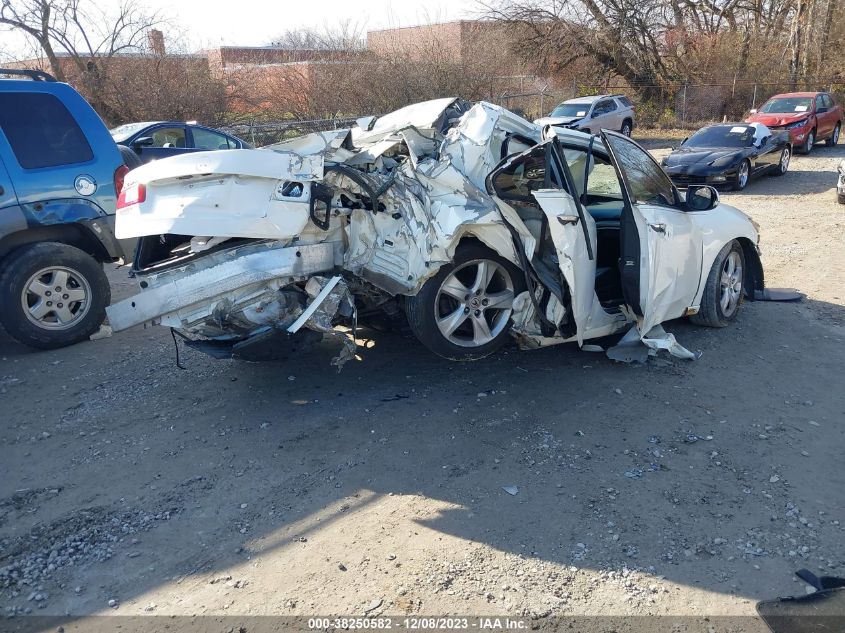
<box><xmin>366</xmin><ymin>18</ymin><xmax>492</xmax><ymax>35</ymax></box>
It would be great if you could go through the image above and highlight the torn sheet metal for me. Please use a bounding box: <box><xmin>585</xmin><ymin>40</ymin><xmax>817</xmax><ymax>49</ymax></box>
<box><xmin>606</xmin><ymin>324</ymin><xmax>701</xmax><ymax>363</ymax></box>
<box><xmin>293</xmin><ymin>276</ymin><xmax>357</xmax><ymax>370</ymax></box>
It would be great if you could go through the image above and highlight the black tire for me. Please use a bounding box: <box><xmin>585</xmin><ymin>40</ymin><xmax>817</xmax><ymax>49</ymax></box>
<box><xmin>689</xmin><ymin>240</ymin><xmax>745</xmax><ymax>328</ymax></box>
<box><xmin>772</xmin><ymin>147</ymin><xmax>790</xmax><ymax>177</ymax></box>
<box><xmin>0</xmin><ymin>242</ymin><xmax>110</xmax><ymax>349</ymax></box>
<box><xmin>620</xmin><ymin>119</ymin><xmax>633</xmax><ymax>137</ymax></box>
<box><xmin>838</xmin><ymin>193</ymin><xmax>845</xmax><ymax>205</ymax></box>
<box><xmin>733</xmin><ymin>159</ymin><xmax>751</xmax><ymax>191</ymax></box>
<box><xmin>800</xmin><ymin>129</ymin><xmax>815</xmax><ymax>154</ymax></box>
<box><xmin>404</xmin><ymin>243</ymin><xmax>526</xmax><ymax>360</ymax></box>
<box><xmin>118</xmin><ymin>144</ymin><xmax>142</xmax><ymax>169</ymax></box>
<box><xmin>826</xmin><ymin>123</ymin><xmax>841</xmax><ymax>147</ymax></box>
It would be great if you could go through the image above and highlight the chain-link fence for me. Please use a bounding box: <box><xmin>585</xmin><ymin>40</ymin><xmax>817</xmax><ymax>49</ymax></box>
<box><xmin>218</xmin><ymin>79</ymin><xmax>845</xmax><ymax>147</ymax></box>
<box><xmin>220</xmin><ymin>116</ymin><xmax>359</xmax><ymax>147</ymax></box>
<box><xmin>498</xmin><ymin>79</ymin><xmax>845</xmax><ymax>130</ymax></box>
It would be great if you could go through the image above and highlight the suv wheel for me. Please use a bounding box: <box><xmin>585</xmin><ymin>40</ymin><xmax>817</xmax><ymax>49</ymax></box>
<box><xmin>827</xmin><ymin>123</ymin><xmax>840</xmax><ymax>147</ymax></box>
<box><xmin>0</xmin><ymin>242</ymin><xmax>110</xmax><ymax>349</ymax></box>
<box><xmin>801</xmin><ymin>129</ymin><xmax>815</xmax><ymax>154</ymax></box>
<box><xmin>621</xmin><ymin>120</ymin><xmax>633</xmax><ymax>137</ymax></box>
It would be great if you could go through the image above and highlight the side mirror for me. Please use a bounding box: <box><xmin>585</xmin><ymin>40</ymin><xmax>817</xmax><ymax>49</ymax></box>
<box><xmin>685</xmin><ymin>184</ymin><xmax>719</xmax><ymax>211</ymax></box>
<box><xmin>749</xmin><ymin>108</ymin><xmax>758</xmax><ymax>114</ymax></box>
<box><xmin>133</xmin><ymin>136</ymin><xmax>154</xmax><ymax>148</ymax></box>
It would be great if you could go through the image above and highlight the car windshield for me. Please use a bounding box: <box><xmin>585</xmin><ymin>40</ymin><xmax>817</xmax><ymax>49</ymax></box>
<box><xmin>759</xmin><ymin>97</ymin><xmax>813</xmax><ymax>114</ymax></box>
<box><xmin>685</xmin><ymin>126</ymin><xmax>755</xmax><ymax>148</ymax></box>
<box><xmin>549</xmin><ymin>103</ymin><xmax>590</xmax><ymax>118</ymax></box>
<box><xmin>110</xmin><ymin>122</ymin><xmax>153</xmax><ymax>142</ymax></box>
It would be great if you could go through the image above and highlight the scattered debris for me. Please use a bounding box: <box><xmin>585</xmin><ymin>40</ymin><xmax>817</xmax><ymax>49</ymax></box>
<box><xmin>363</xmin><ymin>597</ymin><xmax>383</xmax><ymax>614</ymax></box>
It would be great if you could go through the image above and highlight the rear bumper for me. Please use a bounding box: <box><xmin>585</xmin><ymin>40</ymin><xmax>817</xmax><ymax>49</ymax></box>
<box><xmin>106</xmin><ymin>240</ymin><xmax>338</xmax><ymax>333</ymax></box>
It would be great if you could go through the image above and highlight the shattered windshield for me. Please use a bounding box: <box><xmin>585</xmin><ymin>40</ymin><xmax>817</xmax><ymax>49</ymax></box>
<box><xmin>549</xmin><ymin>103</ymin><xmax>590</xmax><ymax>118</ymax></box>
<box><xmin>759</xmin><ymin>97</ymin><xmax>813</xmax><ymax>114</ymax></box>
<box><xmin>685</xmin><ymin>126</ymin><xmax>755</xmax><ymax>148</ymax></box>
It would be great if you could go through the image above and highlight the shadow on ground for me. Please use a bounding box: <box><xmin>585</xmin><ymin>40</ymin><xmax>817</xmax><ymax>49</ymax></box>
<box><xmin>1</xmin><ymin>290</ymin><xmax>844</xmax><ymax>629</ymax></box>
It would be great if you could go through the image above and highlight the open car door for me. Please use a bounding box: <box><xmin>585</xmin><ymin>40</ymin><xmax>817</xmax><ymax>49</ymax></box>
<box><xmin>600</xmin><ymin>130</ymin><xmax>703</xmax><ymax>333</ymax></box>
<box><xmin>488</xmin><ymin>139</ymin><xmax>597</xmax><ymax>340</ymax></box>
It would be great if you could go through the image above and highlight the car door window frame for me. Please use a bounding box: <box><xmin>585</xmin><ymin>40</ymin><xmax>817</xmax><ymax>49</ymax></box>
<box><xmin>488</xmin><ymin>139</ymin><xmax>595</xmax><ymax>261</ymax></box>
<box><xmin>489</xmin><ymin>143</ymin><xmax>554</xmax><ymax>203</ymax></box>
<box><xmin>548</xmin><ymin>137</ymin><xmax>595</xmax><ymax>260</ymax></box>
<box><xmin>600</xmin><ymin>132</ymin><xmax>682</xmax><ymax>211</ymax></box>
<box><xmin>147</xmin><ymin>125</ymin><xmax>187</xmax><ymax>148</ymax></box>
<box><xmin>190</xmin><ymin>126</ymin><xmax>234</xmax><ymax>151</ymax></box>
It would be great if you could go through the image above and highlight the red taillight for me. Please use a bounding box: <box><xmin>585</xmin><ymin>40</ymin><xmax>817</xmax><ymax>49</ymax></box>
<box><xmin>117</xmin><ymin>183</ymin><xmax>146</xmax><ymax>209</ymax></box>
<box><xmin>114</xmin><ymin>164</ymin><xmax>129</xmax><ymax>195</ymax></box>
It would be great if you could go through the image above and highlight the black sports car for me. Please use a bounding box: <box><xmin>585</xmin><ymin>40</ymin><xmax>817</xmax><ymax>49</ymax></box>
<box><xmin>661</xmin><ymin>123</ymin><xmax>791</xmax><ymax>190</ymax></box>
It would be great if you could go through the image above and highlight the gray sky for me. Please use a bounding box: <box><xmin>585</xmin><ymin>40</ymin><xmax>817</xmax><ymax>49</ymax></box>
<box><xmin>2</xmin><ymin>0</ymin><xmax>484</xmax><ymax>56</ymax></box>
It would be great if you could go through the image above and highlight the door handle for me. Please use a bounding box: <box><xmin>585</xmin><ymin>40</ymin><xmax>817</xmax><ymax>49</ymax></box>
<box><xmin>557</xmin><ymin>214</ymin><xmax>580</xmax><ymax>226</ymax></box>
<box><xmin>649</xmin><ymin>222</ymin><xmax>666</xmax><ymax>234</ymax></box>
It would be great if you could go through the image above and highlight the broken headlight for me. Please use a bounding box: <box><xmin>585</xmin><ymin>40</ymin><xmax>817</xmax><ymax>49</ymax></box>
<box><xmin>785</xmin><ymin>119</ymin><xmax>809</xmax><ymax>130</ymax></box>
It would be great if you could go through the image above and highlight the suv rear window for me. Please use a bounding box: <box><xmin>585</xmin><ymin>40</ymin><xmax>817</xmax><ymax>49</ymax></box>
<box><xmin>616</xmin><ymin>96</ymin><xmax>633</xmax><ymax>107</ymax></box>
<box><xmin>0</xmin><ymin>92</ymin><xmax>94</xmax><ymax>169</ymax></box>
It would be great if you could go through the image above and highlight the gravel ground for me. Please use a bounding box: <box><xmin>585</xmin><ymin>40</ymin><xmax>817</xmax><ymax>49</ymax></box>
<box><xmin>1</xmin><ymin>142</ymin><xmax>844</xmax><ymax>630</ymax></box>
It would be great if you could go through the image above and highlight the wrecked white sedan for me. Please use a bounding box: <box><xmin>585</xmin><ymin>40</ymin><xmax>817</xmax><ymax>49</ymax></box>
<box><xmin>107</xmin><ymin>98</ymin><xmax>764</xmax><ymax>365</ymax></box>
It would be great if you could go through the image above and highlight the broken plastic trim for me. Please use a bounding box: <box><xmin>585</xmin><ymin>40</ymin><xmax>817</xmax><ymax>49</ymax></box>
<box><xmin>287</xmin><ymin>276</ymin><xmax>344</xmax><ymax>334</ymax></box>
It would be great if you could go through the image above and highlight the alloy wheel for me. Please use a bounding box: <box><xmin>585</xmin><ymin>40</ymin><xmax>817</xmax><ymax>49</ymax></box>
<box><xmin>719</xmin><ymin>251</ymin><xmax>743</xmax><ymax>317</ymax></box>
<box><xmin>434</xmin><ymin>259</ymin><xmax>515</xmax><ymax>348</ymax></box>
<box><xmin>779</xmin><ymin>148</ymin><xmax>790</xmax><ymax>173</ymax></box>
<box><xmin>738</xmin><ymin>161</ymin><xmax>749</xmax><ymax>189</ymax></box>
<box><xmin>21</xmin><ymin>266</ymin><xmax>91</xmax><ymax>330</ymax></box>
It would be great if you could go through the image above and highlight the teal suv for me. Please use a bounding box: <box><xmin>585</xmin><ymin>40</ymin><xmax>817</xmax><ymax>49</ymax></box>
<box><xmin>0</xmin><ymin>69</ymin><xmax>134</xmax><ymax>349</ymax></box>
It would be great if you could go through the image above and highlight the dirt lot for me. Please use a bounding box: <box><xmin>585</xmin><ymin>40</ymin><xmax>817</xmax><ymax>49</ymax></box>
<box><xmin>1</xmin><ymin>142</ymin><xmax>844</xmax><ymax>630</ymax></box>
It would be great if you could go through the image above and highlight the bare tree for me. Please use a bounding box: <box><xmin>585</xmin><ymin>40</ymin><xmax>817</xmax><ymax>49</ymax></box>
<box><xmin>0</xmin><ymin>0</ymin><xmax>163</xmax><ymax>121</ymax></box>
<box><xmin>482</xmin><ymin>0</ymin><xmax>813</xmax><ymax>94</ymax></box>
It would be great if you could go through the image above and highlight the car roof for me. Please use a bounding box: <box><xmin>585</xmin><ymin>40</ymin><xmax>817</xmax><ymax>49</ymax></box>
<box><xmin>703</xmin><ymin>122</ymin><xmax>752</xmax><ymax>128</ymax></box>
<box><xmin>564</xmin><ymin>96</ymin><xmax>604</xmax><ymax>105</ymax></box>
<box><xmin>768</xmin><ymin>92</ymin><xmax>822</xmax><ymax>98</ymax></box>
<box><xmin>112</xmin><ymin>120</ymin><xmax>163</xmax><ymax>129</ymax></box>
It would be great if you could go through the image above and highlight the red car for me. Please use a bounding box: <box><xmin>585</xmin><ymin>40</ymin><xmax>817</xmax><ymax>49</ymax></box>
<box><xmin>746</xmin><ymin>91</ymin><xmax>842</xmax><ymax>154</ymax></box>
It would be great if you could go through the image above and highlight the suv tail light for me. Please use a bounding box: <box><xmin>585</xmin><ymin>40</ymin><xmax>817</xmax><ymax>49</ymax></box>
<box><xmin>117</xmin><ymin>183</ymin><xmax>146</xmax><ymax>209</ymax></box>
<box><xmin>114</xmin><ymin>164</ymin><xmax>129</xmax><ymax>195</ymax></box>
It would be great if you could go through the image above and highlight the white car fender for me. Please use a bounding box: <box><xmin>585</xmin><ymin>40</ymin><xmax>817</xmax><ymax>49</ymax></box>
<box><xmin>689</xmin><ymin>202</ymin><xmax>762</xmax><ymax>309</ymax></box>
